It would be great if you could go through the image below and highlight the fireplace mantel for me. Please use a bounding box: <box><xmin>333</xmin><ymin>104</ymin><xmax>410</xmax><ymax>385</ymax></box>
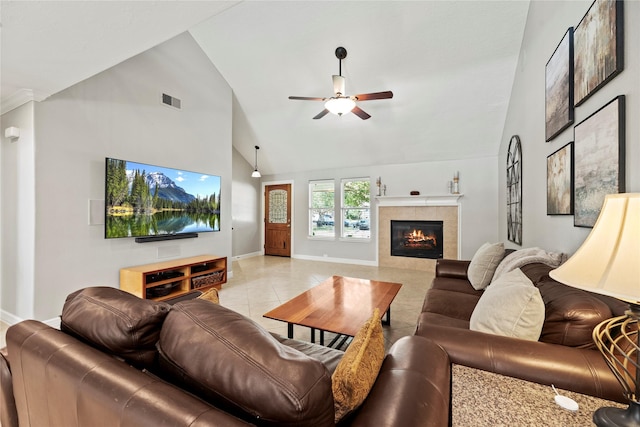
<box><xmin>375</xmin><ymin>194</ymin><xmax>463</xmax><ymax>207</ymax></box>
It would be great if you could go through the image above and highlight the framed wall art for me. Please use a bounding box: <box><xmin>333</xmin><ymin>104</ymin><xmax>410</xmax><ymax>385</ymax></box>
<box><xmin>574</xmin><ymin>0</ymin><xmax>624</xmax><ymax>106</ymax></box>
<box><xmin>573</xmin><ymin>95</ymin><xmax>625</xmax><ymax>227</ymax></box>
<box><xmin>547</xmin><ymin>142</ymin><xmax>573</xmax><ymax>215</ymax></box>
<box><xmin>545</xmin><ymin>28</ymin><xmax>574</xmax><ymax>142</ymax></box>
<box><xmin>506</xmin><ymin>135</ymin><xmax>522</xmax><ymax>245</ymax></box>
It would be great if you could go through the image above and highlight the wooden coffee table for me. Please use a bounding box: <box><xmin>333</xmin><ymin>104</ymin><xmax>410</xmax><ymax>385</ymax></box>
<box><xmin>263</xmin><ymin>275</ymin><xmax>402</xmax><ymax>347</ymax></box>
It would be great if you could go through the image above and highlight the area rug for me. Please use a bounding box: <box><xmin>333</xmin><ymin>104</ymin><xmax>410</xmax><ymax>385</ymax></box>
<box><xmin>452</xmin><ymin>364</ymin><xmax>625</xmax><ymax>426</ymax></box>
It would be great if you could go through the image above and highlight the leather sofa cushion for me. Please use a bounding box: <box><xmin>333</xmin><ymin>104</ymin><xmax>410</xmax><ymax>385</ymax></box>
<box><xmin>520</xmin><ymin>263</ymin><xmax>615</xmax><ymax>349</ymax></box>
<box><xmin>61</xmin><ymin>287</ymin><xmax>170</xmax><ymax>368</ymax></box>
<box><xmin>421</xmin><ymin>288</ymin><xmax>479</xmax><ymax>321</ymax></box>
<box><xmin>157</xmin><ymin>299</ymin><xmax>335</xmax><ymax>427</ymax></box>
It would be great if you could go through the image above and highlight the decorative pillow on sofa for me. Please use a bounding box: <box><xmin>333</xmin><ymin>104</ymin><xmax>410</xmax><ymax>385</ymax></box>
<box><xmin>60</xmin><ymin>286</ymin><xmax>170</xmax><ymax>368</ymax></box>
<box><xmin>470</xmin><ymin>268</ymin><xmax>545</xmax><ymax>341</ymax></box>
<box><xmin>468</xmin><ymin>242</ymin><xmax>504</xmax><ymax>290</ymax></box>
<box><xmin>331</xmin><ymin>308</ymin><xmax>385</xmax><ymax>422</ymax></box>
<box><xmin>157</xmin><ymin>299</ymin><xmax>335</xmax><ymax>427</ymax></box>
<box><xmin>197</xmin><ymin>287</ymin><xmax>219</xmax><ymax>304</ymax></box>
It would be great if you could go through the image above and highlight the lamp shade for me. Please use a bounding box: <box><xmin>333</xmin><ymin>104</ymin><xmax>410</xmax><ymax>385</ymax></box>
<box><xmin>325</xmin><ymin>97</ymin><xmax>355</xmax><ymax>116</ymax></box>
<box><xmin>549</xmin><ymin>193</ymin><xmax>640</xmax><ymax>303</ymax></box>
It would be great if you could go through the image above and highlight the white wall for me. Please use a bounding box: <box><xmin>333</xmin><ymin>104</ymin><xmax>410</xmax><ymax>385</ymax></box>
<box><xmin>1</xmin><ymin>102</ymin><xmax>36</xmax><ymax>320</ymax></box>
<box><xmin>263</xmin><ymin>155</ymin><xmax>498</xmax><ymax>263</ymax></box>
<box><xmin>499</xmin><ymin>0</ymin><xmax>640</xmax><ymax>254</ymax></box>
<box><xmin>1</xmin><ymin>32</ymin><xmax>233</xmax><ymax>321</ymax></box>
<box><xmin>231</xmin><ymin>146</ymin><xmax>261</xmax><ymax>258</ymax></box>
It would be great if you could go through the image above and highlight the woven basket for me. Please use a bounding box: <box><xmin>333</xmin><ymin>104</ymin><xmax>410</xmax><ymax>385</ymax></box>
<box><xmin>192</xmin><ymin>271</ymin><xmax>224</xmax><ymax>289</ymax></box>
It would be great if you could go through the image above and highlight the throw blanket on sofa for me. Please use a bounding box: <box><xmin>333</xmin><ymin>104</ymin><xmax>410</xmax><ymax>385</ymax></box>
<box><xmin>493</xmin><ymin>247</ymin><xmax>566</xmax><ymax>280</ymax></box>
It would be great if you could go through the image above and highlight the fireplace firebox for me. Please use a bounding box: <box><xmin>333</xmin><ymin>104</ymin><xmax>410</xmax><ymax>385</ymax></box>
<box><xmin>390</xmin><ymin>220</ymin><xmax>444</xmax><ymax>259</ymax></box>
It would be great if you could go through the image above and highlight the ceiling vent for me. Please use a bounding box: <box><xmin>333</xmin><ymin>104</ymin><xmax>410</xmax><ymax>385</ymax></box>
<box><xmin>162</xmin><ymin>93</ymin><xmax>181</xmax><ymax>110</ymax></box>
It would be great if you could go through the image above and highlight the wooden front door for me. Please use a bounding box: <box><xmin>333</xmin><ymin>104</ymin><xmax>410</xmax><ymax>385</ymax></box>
<box><xmin>264</xmin><ymin>184</ymin><xmax>291</xmax><ymax>257</ymax></box>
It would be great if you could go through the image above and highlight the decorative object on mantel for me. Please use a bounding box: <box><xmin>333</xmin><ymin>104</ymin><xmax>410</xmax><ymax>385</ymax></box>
<box><xmin>574</xmin><ymin>95</ymin><xmax>625</xmax><ymax>228</ymax></box>
<box><xmin>410</xmin><ymin>191</ymin><xmax>420</xmax><ymax>196</ymax></box>
<box><xmin>382</xmin><ymin>185</ymin><xmax>387</xmax><ymax>196</ymax></box>
<box><xmin>452</xmin><ymin>171</ymin><xmax>460</xmax><ymax>194</ymax></box>
<box><xmin>376</xmin><ymin>177</ymin><xmax>382</xmax><ymax>196</ymax></box>
<box><xmin>573</xmin><ymin>0</ymin><xmax>624</xmax><ymax>107</ymax></box>
<box><xmin>506</xmin><ymin>135</ymin><xmax>522</xmax><ymax>245</ymax></box>
<box><xmin>550</xmin><ymin>193</ymin><xmax>640</xmax><ymax>427</ymax></box>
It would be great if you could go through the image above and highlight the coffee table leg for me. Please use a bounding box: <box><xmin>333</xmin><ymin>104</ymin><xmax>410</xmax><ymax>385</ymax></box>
<box><xmin>383</xmin><ymin>307</ymin><xmax>391</xmax><ymax>325</ymax></box>
<box><xmin>311</xmin><ymin>328</ymin><xmax>315</xmax><ymax>343</ymax></box>
<box><xmin>288</xmin><ymin>323</ymin><xmax>294</xmax><ymax>339</ymax></box>
<box><xmin>320</xmin><ymin>330</ymin><xmax>324</xmax><ymax>346</ymax></box>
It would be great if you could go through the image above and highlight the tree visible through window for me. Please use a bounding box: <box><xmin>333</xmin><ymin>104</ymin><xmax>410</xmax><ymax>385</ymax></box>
<box><xmin>309</xmin><ymin>180</ymin><xmax>335</xmax><ymax>237</ymax></box>
<box><xmin>342</xmin><ymin>178</ymin><xmax>370</xmax><ymax>239</ymax></box>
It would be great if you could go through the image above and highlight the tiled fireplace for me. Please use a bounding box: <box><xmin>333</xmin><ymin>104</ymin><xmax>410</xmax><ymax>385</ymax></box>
<box><xmin>377</xmin><ymin>195</ymin><xmax>462</xmax><ymax>272</ymax></box>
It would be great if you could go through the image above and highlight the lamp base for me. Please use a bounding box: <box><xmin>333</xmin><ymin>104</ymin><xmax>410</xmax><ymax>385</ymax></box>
<box><xmin>594</xmin><ymin>401</ymin><xmax>640</xmax><ymax>427</ymax></box>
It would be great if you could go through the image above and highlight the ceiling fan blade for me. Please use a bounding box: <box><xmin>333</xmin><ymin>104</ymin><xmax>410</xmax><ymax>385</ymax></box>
<box><xmin>313</xmin><ymin>109</ymin><xmax>330</xmax><ymax>120</ymax></box>
<box><xmin>353</xmin><ymin>91</ymin><xmax>393</xmax><ymax>101</ymax></box>
<box><xmin>289</xmin><ymin>96</ymin><xmax>326</xmax><ymax>101</ymax></box>
<box><xmin>351</xmin><ymin>106</ymin><xmax>371</xmax><ymax>120</ymax></box>
<box><xmin>332</xmin><ymin>75</ymin><xmax>345</xmax><ymax>95</ymax></box>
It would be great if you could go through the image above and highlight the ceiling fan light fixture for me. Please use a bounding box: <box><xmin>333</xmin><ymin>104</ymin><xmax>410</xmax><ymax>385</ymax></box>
<box><xmin>325</xmin><ymin>97</ymin><xmax>355</xmax><ymax>116</ymax></box>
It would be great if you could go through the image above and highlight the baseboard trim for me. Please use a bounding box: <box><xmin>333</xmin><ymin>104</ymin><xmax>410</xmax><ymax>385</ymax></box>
<box><xmin>1</xmin><ymin>310</ymin><xmax>61</xmax><ymax>329</ymax></box>
<box><xmin>0</xmin><ymin>310</ymin><xmax>22</xmax><ymax>326</ymax></box>
<box><xmin>232</xmin><ymin>251</ymin><xmax>263</xmax><ymax>261</ymax></box>
<box><xmin>292</xmin><ymin>254</ymin><xmax>377</xmax><ymax>267</ymax></box>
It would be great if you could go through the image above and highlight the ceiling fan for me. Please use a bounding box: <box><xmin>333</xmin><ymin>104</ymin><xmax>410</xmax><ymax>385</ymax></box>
<box><xmin>288</xmin><ymin>47</ymin><xmax>393</xmax><ymax>120</ymax></box>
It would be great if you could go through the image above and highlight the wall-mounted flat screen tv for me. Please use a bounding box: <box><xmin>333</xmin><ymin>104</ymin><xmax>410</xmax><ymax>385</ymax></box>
<box><xmin>105</xmin><ymin>157</ymin><xmax>221</xmax><ymax>239</ymax></box>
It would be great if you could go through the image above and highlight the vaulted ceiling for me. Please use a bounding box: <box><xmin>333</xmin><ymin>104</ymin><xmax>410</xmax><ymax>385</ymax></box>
<box><xmin>1</xmin><ymin>1</ymin><xmax>529</xmax><ymax>176</ymax></box>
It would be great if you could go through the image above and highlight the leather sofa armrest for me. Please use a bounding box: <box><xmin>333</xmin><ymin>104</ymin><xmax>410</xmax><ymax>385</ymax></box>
<box><xmin>417</xmin><ymin>325</ymin><xmax>624</xmax><ymax>403</ymax></box>
<box><xmin>435</xmin><ymin>259</ymin><xmax>470</xmax><ymax>279</ymax></box>
<box><xmin>350</xmin><ymin>336</ymin><xmax>450</xmax><ymax>427</ymax></box>
<box><xmin>1</xmin><ymin>347</ymin><xmax>18</xmax><ymax>427</ymax></box>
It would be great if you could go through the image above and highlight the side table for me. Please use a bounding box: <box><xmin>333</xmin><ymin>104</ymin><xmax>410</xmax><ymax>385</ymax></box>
<box><xmin>452</xmin><ymin>364</ymin><xmax>625</xmax><ymax>426</ymax></box>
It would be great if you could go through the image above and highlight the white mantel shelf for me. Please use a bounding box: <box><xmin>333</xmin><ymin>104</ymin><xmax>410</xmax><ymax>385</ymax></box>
<box><xmin>375</xmin><ymin>194</ymin><xmax>463</xmax><ymax>207</ymax></box>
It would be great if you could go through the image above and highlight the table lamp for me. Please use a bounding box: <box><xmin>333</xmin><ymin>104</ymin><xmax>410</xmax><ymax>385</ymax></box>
<box><xmin>550</xmin><ymin>193</ymin><xmax>640</xmax><ymax>427</ymax></box>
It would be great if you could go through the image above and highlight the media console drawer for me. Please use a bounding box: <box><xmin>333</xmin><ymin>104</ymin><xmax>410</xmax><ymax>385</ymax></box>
<box><xmin>120</xmin><ymin>254</ymin><xmax>227</xmax><ymax>301</ymax></box>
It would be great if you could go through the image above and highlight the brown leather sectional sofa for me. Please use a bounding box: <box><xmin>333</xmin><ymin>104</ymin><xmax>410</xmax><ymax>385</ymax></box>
<box><xmin>0</xmin><ymin>287</ymin><xmax>450</xmax><ymax>427</ymax></box>
<box><xmin>1</xmin><ymin>256</ymin><xmax>629</xmax><ymax>426</ymax></box>
<box><xmin>415</xmin><ymin>259</ymin><xmax>628</xmax><ymax>403</ymax></box>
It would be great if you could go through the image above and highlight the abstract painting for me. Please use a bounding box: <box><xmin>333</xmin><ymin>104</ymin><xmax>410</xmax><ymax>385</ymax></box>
<box><xmin>574</xmin><ymin>0</ymin><xmax>623</xmax><ymax>106</ymax></box>
<box><xmin>573</xmin><ymin>96</ymin><xmax>625</xmax><ymax>227</ymax></box>
<box><xmin>547</xmin><ymin>142</ymin><xmax>573</xmax><ymax>215</ymax></box>
<box><xmin>545</xmin><ymin>28</ymin><xmax>573</xmax><ymax>142</ymax></box>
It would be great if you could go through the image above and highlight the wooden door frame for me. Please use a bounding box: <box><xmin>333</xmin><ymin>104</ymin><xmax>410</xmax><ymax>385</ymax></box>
<box><xmin>261</xmin><ymin>180</ymin><xmax>294</xmax><ymax>256</ymax></box>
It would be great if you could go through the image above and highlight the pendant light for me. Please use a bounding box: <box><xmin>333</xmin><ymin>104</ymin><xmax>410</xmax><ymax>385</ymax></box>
<box><xmin>251</xmin><ymin>145</ymin><xmax>261</xmax><ymax>178</ymax></box>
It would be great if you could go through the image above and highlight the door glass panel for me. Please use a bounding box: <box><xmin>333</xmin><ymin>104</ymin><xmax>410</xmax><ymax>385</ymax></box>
<box><xmin>269</xmin><ymin>189</ymin><xmax>287</xmax><ymax>224</ymax></box>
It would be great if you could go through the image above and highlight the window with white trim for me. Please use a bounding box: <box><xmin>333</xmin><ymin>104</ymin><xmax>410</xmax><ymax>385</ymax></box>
<box><xmin>309</xmin><ymin>180</ymin><xmax>335</xmax><ymax>237</ymax></box>
<box><xmin>341</xmin><ymin>178</ymin><xmax>370</xmax><ymax>239</ymax></box>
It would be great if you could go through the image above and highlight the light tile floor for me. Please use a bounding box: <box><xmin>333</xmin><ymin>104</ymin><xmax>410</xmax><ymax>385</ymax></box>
<box><xmin>222</xmin><ymin>256</ymin><xmax>433</xmax><ymax>350</ymax></box>
<box><xmin>0</xmin><ymin>256</ymin><xmax>434</xmax><ymax>351</ymax></box>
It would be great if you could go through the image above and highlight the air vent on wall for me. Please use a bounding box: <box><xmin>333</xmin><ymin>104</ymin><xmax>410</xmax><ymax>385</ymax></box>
<box><xmin>162</xmin><ymin>93</ymin><xmax>181</xmax><ymax>110</ymax></box>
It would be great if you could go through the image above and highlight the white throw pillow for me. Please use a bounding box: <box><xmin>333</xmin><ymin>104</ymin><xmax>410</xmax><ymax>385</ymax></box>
<box><xmin>470</xmin><ymin>268</ymin><xmax>545</xmax><ymax>341</ymax></box>
<box><xmin>468</xmin><ymin>242</ymin><xmax>504</xmax><ymax>290</ymax></box>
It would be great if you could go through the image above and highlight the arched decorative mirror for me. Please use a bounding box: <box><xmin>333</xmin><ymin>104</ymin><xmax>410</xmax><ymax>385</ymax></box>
<box><xmin>507</xmin><ymin>135</ymin><xmax>522</xmax><ymax>245</ymax></box>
